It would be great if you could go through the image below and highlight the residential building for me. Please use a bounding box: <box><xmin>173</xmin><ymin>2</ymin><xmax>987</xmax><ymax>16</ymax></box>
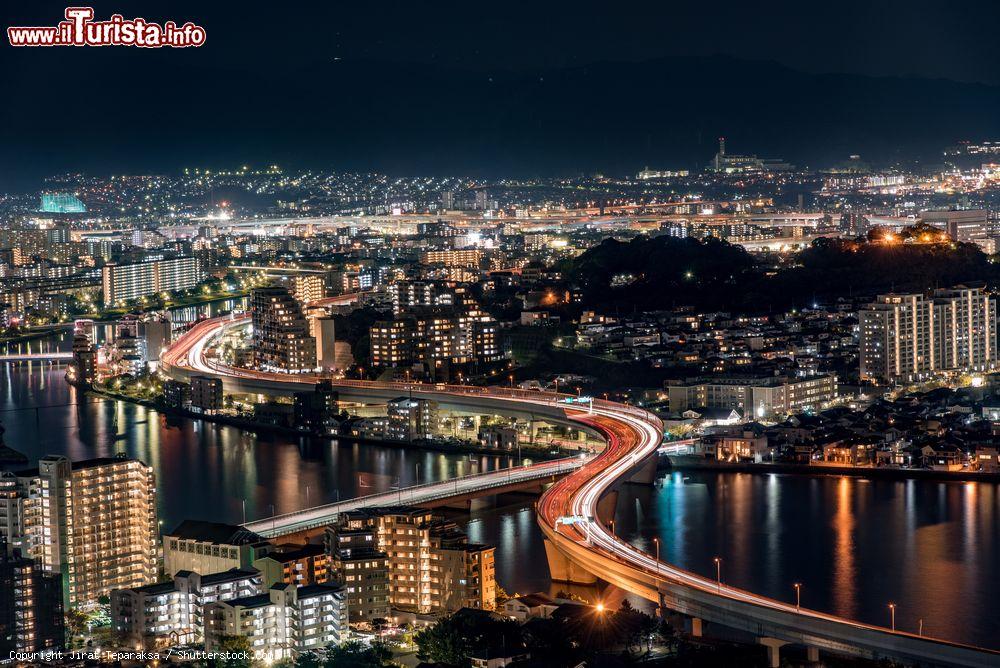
<box><xmin>387</xmin><ymin>397</ymin><xmax>439</xmax><ymax>441</ymax></box>
<box><xmin>860</xmin><ymin>286</ymin><xmax>996</xmax><ymax>382</ymax></box>
<box><xmin>291</xmin><ymin>274</ymin><xmax>325</xmax><ymax>304</ymax></box>
<box><xmin>252</xmin><ymin>543</ymin><xmax>330</xmax><ymax>588</ymax></box>
<box><xmin>111</xmin><ymin>568</ymin><xmax>261</xmax><ymax>650</ymax></box>
<box><xmin>479</xmin><ymin>425</ymin><xmax>518</xmax><ymax>450</ymax></box>
<box><xmin>293</xmin><ymin>381</ymin><xmax>340</xmax><ymax>435</ymax></box>
<box><xmin>102</xmin><ymin>256</ymin><xmax>202</xmax><ymax>306</ymax></box>
<box><xmin>370</xmin><ymin>310</ymin><xmax>502</xmax><ymax>371</ymax></box>
<box><xmin>0</xmin><ymin>544</ymin><xmax>64</xmax><ymax>654</ymax></box>
<box><xmin>250</xmin><ymin>285</ymin><xmax>317</xmax><ymax>372</ymax></box>
<box><xmin>666</xmin><ymin>374</ymin><xmax>837</xmax><ymax>419</ymax></box>
<box><xmin>0</xmin><ymin>455</ymin><xmax>158</xmax><ymax>608</ymax></box>
<box><xmin>204</xmin><ymin>583</ymin><xmax>348</xmax><ymax>662</ymax></box>
<box><xmin>324</xmin><ymin>524</ymin><xmax>390</xmax><ymax>625</ymax></box>
<box><xmin>163</xmin><ymin>520</ymin><xmax>272</xmax><ymax>577</ymax></box>
<box><xmin>419</xmin><ymin>249</ymin><xmax>484</xmax><ymax>268</ymax></box>
<box><xmin>339</xmin><ymin>506</ymin><xmax>496</xmax><ymax>614</ymax></box>
<box><xmin>190</xmin><ymin>375</ymin><xmax>223</xmax><ymax>413</ymax></box>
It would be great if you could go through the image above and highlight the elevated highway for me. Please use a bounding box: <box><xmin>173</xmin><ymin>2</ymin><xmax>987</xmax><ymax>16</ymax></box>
<box><xmin>245</xmin><ymin>457</ymin><xmax>582</xmax><ymax>538</ymax></box>
<box><xmin>158</xmin><ymin>302</ymin><xmax>999</xmax><ymax>667</ymax></box>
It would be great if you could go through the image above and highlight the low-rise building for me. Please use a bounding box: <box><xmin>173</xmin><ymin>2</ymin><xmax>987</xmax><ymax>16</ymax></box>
<box><xmin>478</xmin><ymin>425</ymin><xmax>518</xmax><ymax>450</ymax></box>
<box><xmin>111</xmin><ymin>568</ymin><xmax>261</xmax><ymax>650</ymax></box>
<box><xmin>666</xmin><ymin>374</ymin><xmax>837</xmax><ymax>419</ymax></box>
<box><xmin>190</xmin><ymin>375</ymin><xmax>223</xmax><ymax>413</ymax></box>
<box><xmin>387</xmin><ymin>397</ymin><xmax>439</xmax><ymax>441</ymax></box>
<box><xmin>325</xmin><ymin>524</ymin><xmax>390</xmax><ymax>625</ymax></box>
<box><xmin>163</xmin><ymin>521</ymin><xmax>272</xmax><ymax>577</ymax></box>
<box><xmin>204</xmin><ymin>583</ymin><xmax>348</xmax><ymax>662</ymax></box>
<box><xmin>253</xmin><ymin>543</ymin><xmax>330</xmax><ymax>588</ymax></box>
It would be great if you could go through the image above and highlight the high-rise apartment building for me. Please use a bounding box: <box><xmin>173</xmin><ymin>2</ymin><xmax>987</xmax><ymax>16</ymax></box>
<box><xmin>338</xmin><ymin>507</ymin><xmax>495</xmax><ymax>614</ymax></box>
<box><xmin>419</xmin><ymin>249</ymin><xmax>485</xmax><ymax>268</ymax></box>
<box><xmin>250</xmin><ymin>285</ymin><xmax>317</xmax><ymax>372</ymax></box>
<box><xmin>102</xmin><ymin>256</ymin><xmax>203</xmax><ymax>306</ymax></box>
<box><xmin>0</xmin><ymin>544</ymin><xmax>64</xmax><ymax>654</ymax></box>
<box><xmin>859</xmin><ymin>285</ymin><xmax>997</xmax><ymax>382</ymax></box>
<box><xmin>291</xmin><ymin>274</ymin><xmax>326</xmax><ymax>304</ymax></box>
<box><xmin>0</xmin><ymin>455</ymin><xmax>159</xmax><ymax>607</ymax></box>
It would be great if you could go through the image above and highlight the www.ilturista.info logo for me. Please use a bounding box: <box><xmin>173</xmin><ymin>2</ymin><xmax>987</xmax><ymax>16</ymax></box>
<box><xmin>8</xmin><ymin>7</ymin><xmax>206</xmax><ymax>48</ymax></box>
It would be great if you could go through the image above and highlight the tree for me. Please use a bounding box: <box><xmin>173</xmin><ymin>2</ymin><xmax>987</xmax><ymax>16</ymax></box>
<box><xmin>321</xmin><ymin>640</ymin><xmax>390</xmax><ymax>668</ymax></box>
<box><xmin>523</xmin><ymin>617</ymin><xmax>579</xmax><ymax>668</ymax></box>
<box><xmin>65</xmin><ymin>609</ymin><xmax>89</xmax><ymax>638</ymax></box>
<box><xmin>294</xmin><ymin>652</ymin><xmax>321</xmax><ymax>668</ymax></box>
<box><xmin>414</xmin><ymin>618</ymin><xmax>472</xmax><ymax>667</ymax></box>
<box><xmin>207</xmin><ymin>634</ymin><xmax>254</xmax><ymax>668</ymax></box>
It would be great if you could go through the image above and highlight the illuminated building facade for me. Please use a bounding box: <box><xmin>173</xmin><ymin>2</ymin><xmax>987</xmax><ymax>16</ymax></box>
<box><xmin>102</xmin><ymin>256</ymin><xmax>203</xmax><ymax>306</ymax></box>
<box><xmin>1</xmin><ymin>455</ymin><xmax>159</xmax><ymax>607</ymax></box>
<box><xmin>860</xmin><ymin>286</ymin><xmax>997</xmax><ymax>382</ymax></box>
<box><xmin>337</xmin><ymin>507</ymin><xmax>496</xmax><ymax>614</ymax></box>
<box><xmin>250</xmin><ymin>285</ymin><xmax>317</xmax><ymax>372</ymax></box>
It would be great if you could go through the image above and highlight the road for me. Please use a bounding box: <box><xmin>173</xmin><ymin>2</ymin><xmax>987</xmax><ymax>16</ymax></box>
<box><xmin>158</xmin><ymin>297</ymin><xmax>998</xmax><ymax>666</ymax></box>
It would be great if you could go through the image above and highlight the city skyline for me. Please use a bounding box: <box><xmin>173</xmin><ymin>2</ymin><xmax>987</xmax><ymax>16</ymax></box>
<box><xmin>5</xmin><ymin>3</ymin><xmax>1000</xmax><ymax>666</ymax></box>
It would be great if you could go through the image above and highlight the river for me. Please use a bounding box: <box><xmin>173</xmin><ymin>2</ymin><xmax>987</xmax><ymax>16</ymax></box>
<box><xmin>1</xmin><ymin>337</ymin><xmax>998</xmax><ymax>649</ymax></box>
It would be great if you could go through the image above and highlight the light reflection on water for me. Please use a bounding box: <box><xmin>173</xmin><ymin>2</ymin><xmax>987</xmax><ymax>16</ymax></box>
<box><xmin>2</xmin><ymin>351</ymin><xmax>998</xmax><ymax>649</ymax></box>
<box><xmin>0</xmin><ymin>363</ymin><xmax>516</xmax><ymax>529</ymax></box>
<box><xmin>607</xmin><ymin>470</ymin><xmax>1000</xmax><ymax>649</ymax></box>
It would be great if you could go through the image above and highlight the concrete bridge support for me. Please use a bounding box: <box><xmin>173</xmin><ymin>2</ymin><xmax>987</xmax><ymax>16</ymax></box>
<box><xmin>759</xmin><ymin>637</ymin><xmax>788</xmax><ymax>668</ymax></box>
<box><xmin>628</xmin><ymin>457</ymin><xmax>658</xmax><ymax>485</ymax></box>
<box><xmin>807</xmin><ymin>646</ymin><xmax>820</xmax><ymax>663</ymax></box>
<box><xmin>544</xmin><ymin>538</ymin><xmax>597</xmax><ymax>585</ymax></box>
<box><xmin>595</xmin><ymin>490</ymin><xmax>618</xmax><ymax>525</ymax></box>
<box><xmin>690</xmin><ymin>617</ymin><xmax>703</xmax><ymax>637</ymax></box>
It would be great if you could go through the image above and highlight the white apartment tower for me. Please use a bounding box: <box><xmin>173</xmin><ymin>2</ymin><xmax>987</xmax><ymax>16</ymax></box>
<box><xmin>860</xmin><ymin>285</ymin><xmax>996</xmax><ymax>382</ymax></box>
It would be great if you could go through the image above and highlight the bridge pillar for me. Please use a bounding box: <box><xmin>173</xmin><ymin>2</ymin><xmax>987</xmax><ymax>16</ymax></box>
<box><xmin>543</xmin><ymin>538</ymin><xmax>597</xmax><ymax>584</ymax></box>
<box><xmin>806</xmin><ymin>646</ymin><xmax>819</xmax><ymax>663</ymax></box>
<box><xmin>689</xmin><ymin>617</ymin><xmax>702</xmax><ymax>637</ymax></box>
<box><xmin>628</xmin><ymin>457</ymin><xmax>658</xmax><ymax>485</ymax></box>
<box><xmin>595</xmin><ymin>490</ymin><xmax>618</xmax><ymax>525</ymax></box>
<box><xmin>758</xmin><ymin>638</ymin><xmax>787</xmax><ymax>668</ymax></box>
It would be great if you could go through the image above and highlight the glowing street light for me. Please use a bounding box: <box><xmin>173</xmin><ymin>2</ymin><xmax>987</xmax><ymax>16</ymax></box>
<box><xmin>793</xmin><ymin>583</ymin><xmax>801</xmax><ymax>611</ymax></box>
<box><xmin>713</xmin><ymin>557</ymin><xmax>722</xmax><ymax>591</ymax></box>
<box><xmin>888</xmin><ymin>603</ymin><xmax>896</xmax><ymax>631</ymax></box>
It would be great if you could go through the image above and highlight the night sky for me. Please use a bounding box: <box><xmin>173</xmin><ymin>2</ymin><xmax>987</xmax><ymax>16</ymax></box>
<box><xmin>2</xmin><ymin>0</ymin><xmax>1000</xmax><ymax>185</ymax></box>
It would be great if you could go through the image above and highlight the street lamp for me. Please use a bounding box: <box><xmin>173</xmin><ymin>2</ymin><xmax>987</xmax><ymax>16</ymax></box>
<box><xmin>609</xmin><ymin>519</ymin><xmax>615</xmax><ymax>536</ymax></box>
<box><xmin>713</xmin><ymin>557</ymin><xmax>722</xmax><ymax>591</ymax></box>
<box><xmin>793</xmin><ymin>583</ymin><xmax>801</xmax><ymax>611</ymax></box>
<box><xmin>653</xmin><ymin>537</ymin><xmax>660</xmax><ymax>566</ymax></box>
<box><xmin>888</xmin><ymin>603</ymin><xmax>896</xmax><ymax>632</ymax></box>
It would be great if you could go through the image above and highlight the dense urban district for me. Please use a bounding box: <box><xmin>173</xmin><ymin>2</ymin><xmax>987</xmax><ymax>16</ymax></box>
<box><xmin>4</xmin><ymin>140</ymin><xmax>1000</xmax><ymax>667</ymax></box>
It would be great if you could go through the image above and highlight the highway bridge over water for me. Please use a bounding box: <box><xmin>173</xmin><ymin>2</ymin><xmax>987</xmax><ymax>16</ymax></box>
<box><xmin>159</xmin><ymin>300</ymin><xmax>999</xmax><ymax>667</ymax></box>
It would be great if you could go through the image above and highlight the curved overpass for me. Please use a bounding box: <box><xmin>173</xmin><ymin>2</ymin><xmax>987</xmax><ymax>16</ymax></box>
<box><xmin>159</xmin><ymin>304</ymin><xmax>997</xmax><ymax>667</ymax></box>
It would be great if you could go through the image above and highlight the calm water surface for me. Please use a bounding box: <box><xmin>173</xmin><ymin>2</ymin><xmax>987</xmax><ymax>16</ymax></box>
<box><xmin>2</xmin><ymin>341</ymin><xmax>998</xmax><ymax>649</ymax></box>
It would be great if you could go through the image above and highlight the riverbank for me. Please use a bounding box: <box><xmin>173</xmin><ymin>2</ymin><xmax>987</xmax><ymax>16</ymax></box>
<box><xmin>86</xmin><ymin>382</ymin><xmax>566</xmax><ymax>461</ymax></box>
<box><xmin>0</xmin><ymin>326</ymin><xmax>63</xmax><ymax>345</ymax></box>
<box><xmin>665</xmin><ymin>454</ymin><xmax>1000</xmax><ymax>483</ymax></box>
